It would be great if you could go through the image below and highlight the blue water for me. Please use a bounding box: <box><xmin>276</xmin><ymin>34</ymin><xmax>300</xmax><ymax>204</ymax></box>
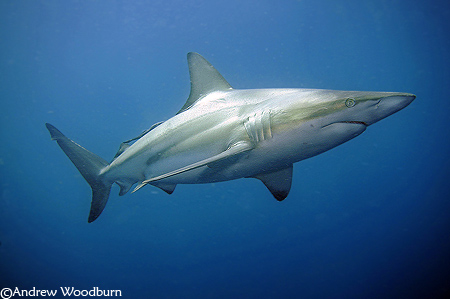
<box><xmin>1</xmin><ymin>1</ymin><xmax>449</xmax><ymax>298</ymax></box>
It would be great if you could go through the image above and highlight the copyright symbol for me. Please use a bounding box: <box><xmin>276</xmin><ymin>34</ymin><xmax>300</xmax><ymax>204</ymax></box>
<box><xmin>0</xmin><ymin>288</ymin><xmax>12</xmax><ymax>299</ymax></box>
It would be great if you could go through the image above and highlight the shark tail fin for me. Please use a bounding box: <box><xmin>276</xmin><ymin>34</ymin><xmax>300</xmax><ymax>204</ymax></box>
<box><xmin>45</xmin><ymin>123</ymin><xmax>112</xmax><ymax>223</ymax></box>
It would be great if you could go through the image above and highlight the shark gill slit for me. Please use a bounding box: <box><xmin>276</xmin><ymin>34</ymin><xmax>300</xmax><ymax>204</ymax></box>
<box><xmin>244</xmin><ymin>109</ymin><xmax>273</xmax><ymax>145</ymax></box>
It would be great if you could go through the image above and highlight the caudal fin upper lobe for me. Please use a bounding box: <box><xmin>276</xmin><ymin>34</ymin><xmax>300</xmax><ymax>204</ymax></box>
<box><xmin>46</xmin><ymin>123</ymin><xmax>111</xmax><ymax>222</ymax></box>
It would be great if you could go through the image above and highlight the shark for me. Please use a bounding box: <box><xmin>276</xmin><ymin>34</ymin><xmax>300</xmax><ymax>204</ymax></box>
<box><xmin>46</xmin><ymin>52</ymin><xmax>415</xmax><ymax>222</ymax></box>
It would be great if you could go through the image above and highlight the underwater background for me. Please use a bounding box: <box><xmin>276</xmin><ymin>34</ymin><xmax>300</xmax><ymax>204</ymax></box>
<box><xmin>1</xmin><ymin>0</ymin><xmax>449</xmax><ymax>298</ymax></box>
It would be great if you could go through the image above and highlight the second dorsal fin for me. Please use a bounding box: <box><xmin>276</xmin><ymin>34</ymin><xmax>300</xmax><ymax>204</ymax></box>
<box><xmin>177</xmin><ymin>52</ymin><xmax>232</xmax><ymax>114</ymax></box>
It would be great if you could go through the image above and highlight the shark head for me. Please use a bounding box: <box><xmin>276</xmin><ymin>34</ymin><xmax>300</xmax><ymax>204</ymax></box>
<box><xmin>268</xmin><ymin>90</ymin><xmax>416</xmax><ymax>160</ymax></box>
<box><xmin>319</xmin><ymin>91</ymin><xmax>415</xmax><ymax>147</ymax></box>
<box><xmin>272</xmin><ymin>90</ymin><xmax>415</xmax><ymax>129</ymax></box>
<box><xmin>323</xmin><ymin>91</ymin><xmax>416</xmax><ymax>127</ymax></box>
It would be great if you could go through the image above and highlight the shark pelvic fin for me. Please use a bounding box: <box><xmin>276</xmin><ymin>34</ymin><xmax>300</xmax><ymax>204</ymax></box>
<box><xmin>132</xmin><ymin>141</ymin><xmax>253</xmax><ymax>193</ymax></box>
<box><xmin>177</xmin><ymin>52</ymin><xmax>233</xmax><ymax>114</ymax></box>
<box><xmin>153</xmin><ymin>183</ymin><xmax>177</xmax><ymax>194</ymax></box>
<box><xmin>253</xmin><ymin>165</ymin><xmax>293</xmax><ymax>201</ymax></box>
<box><xmin>46</xmin><ymin>123</ymin><xmax>112</xmax><ymax>223</ymax></box>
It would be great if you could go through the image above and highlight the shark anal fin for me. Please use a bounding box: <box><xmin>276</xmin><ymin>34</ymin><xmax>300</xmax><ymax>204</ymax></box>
<box><xmin>254</xmin><ymin>165</ymin><xmax>293</xmax><ymax>201</ymax></box>
<box><xmin>116</xmin><ymin>180</ymin><xmax>133</xmax><ymax>196</ymax></box>
<box><xmin>132</xmin><ymin>141</ymin><xmax>253</xmax><ymax>193</ymax></box>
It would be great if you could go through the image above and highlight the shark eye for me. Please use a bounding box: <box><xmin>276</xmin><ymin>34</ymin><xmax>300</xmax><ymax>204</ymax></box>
<box><xmin>345</xmin><ymin>98</ymin><xmax>356</xmax><ymax>108</ymax></box>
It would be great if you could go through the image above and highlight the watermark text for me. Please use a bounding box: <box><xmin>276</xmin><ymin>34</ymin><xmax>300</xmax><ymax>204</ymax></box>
<box><xmin>1</xmin><ymin>287</ymin><xmax>122</xmax><ymax>298</ymax></box>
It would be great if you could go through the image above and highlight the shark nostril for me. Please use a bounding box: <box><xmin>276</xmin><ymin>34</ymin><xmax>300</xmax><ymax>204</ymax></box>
<box><xmin>375</xmin><ymin>99</ymin><xmax>382</xmax><ymax>109</ymax></box>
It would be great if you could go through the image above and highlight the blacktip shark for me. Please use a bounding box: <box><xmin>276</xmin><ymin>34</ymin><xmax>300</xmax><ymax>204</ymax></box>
<box><xmin>46</xmin><ymin>52</ymin><xmax>415</xmax><ymax>222</ymax></box>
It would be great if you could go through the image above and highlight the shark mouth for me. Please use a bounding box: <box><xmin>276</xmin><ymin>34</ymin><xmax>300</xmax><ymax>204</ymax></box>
<box><xmin>341</xmin><ymin>121</ymin><xmax>368</xmax><ymax>126</ymax></box>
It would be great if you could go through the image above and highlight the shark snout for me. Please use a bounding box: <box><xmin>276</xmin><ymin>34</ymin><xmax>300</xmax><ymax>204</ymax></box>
<box><xmin>378</xmin><ymin>94</ymin><xmax>415</xmax><ymax>111</ymax></box>
<box><xmin>364</xmin><ymin>93</ymin><xmax>415</xmax><ymax>125</ymax></box>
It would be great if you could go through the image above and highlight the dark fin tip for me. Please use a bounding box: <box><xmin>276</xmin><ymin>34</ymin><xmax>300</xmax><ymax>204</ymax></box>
<box><xmin>273</xmin><ymin>191</ymin><xmax>288</xmax><ymax>201</ymax></box>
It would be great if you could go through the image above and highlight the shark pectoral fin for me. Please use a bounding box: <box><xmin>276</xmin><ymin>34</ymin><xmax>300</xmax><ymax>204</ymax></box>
<box><xmin>132</xmin><ymin>141</ymin><xmax>253</xmax><ymax>193</ymax></box>
<box><xmin>254</xmin><ymin>165</ymin><xmax>293</xmax><ymax>201</ymax></box>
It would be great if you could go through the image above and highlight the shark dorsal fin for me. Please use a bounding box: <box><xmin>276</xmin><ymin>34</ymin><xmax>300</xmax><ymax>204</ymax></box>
<box><xmin>177</xmin><ymin>52</ymin><xmax>232</xmax><ymax>114</ymax></box>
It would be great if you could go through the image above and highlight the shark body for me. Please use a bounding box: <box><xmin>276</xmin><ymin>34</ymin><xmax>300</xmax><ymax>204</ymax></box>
<box><xmin>46</xmin><ymin>53</ymin><xmax>415</xmax><ymax>222</ymax></box>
